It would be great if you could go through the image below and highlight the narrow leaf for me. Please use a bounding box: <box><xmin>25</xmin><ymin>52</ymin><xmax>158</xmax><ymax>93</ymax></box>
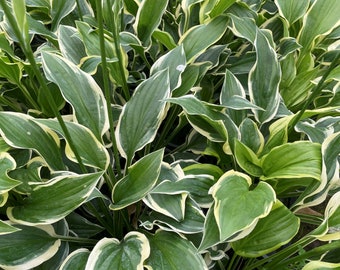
<box><xmin>0</xmin><ymin>152</ymin><xmax>21</xmax><ymax>194</ymax></box>
<box><xmin>0</xmin><ymin>220</ymin><xmax>20</xmax><ymax>235</ymax></box>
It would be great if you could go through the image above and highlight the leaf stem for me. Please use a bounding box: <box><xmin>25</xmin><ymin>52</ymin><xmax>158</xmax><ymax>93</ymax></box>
<box><xmin>54</xmin><ymin>235</ymin><xmax>98</xmax><ymax>245</ymax></box>
<box><xmin>95</xmin><ymin>0</ymin><xmax>122</xmax><ymax>181</ymax></box>
<box><xmin>0</xmin><ymin>0</ymin><xmax>87</xmax><ymax>173</ymax></box>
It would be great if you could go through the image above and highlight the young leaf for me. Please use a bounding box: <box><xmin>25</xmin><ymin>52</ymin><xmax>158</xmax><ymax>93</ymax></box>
<box><xmin>134</xmin><ymin>0</ymin><xmax>168</xmax><ymax>46</ymax></box>
<box><xmin>0</xmin><ymin>224</ymin><xmax>61</xmax><ymax>270</ymax></box>
<box><xmin>111</xmin><ymin>149</ymin><xmax>164</xmax><ymax>210</ymax></box>
<box><xmin>261</xmin><ymin>141</ymin><xmax>322</xmax><ymax>180</ymax></box>
<box><xmin>249</xmin><ymin>30</ymin><xmax>281</xmax><ymax>123</ymax></box>
<box><xmin>115</xmin><ymin>70</ymin><xmax>170</xmax><ymax>162</ymax></box>
<box><xmin>7</xmin><ymin>172</ymin><xmax>104</xmax><ymax>225</ymax></box>
<box><xmin>231</xmin><ymin>200</ymin><xmax>300</xmax><ymax>257</ymax></box>
<box><xmin>145</xmin><ymin>230</ymin><xmax>208</xmax><ymax>270</ymax></box>
<box><xmin>210</xmin><ymin>170</ymin><xmax>276</xmax><ymax>242</ymax></box>
<box><xmin>179</xmin><ymin>15</ymin><xmax>229</xmax><ymax>62</ymax></box>
<box><xmin>60</xmin><ymin>248</ymin><xmax>90</xmax><ymax>270</ymax></box>
<box><xmin>85</xmin><ymin>232</ymin><xmax>150</xmax><ymax>270</ymax></box>
<box><xmin>42</xmin><ymin>52</ymin><xmax>109</xmax><ymax>140</ymax></box>
<box><xmin>0</xmin><ymin>112</ymin><xmax>65</xmax><ymax>171</ymax></box>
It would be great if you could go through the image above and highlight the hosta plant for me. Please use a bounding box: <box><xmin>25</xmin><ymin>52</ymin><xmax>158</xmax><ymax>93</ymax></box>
<box><xmin>0</xmin><ymin>0</ymin><xmax>339</xmax><ymax>269</ymax></box>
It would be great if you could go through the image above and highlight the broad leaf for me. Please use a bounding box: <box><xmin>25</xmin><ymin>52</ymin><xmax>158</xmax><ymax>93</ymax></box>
<box><xmin>249</xmin><ymin>30</ymin><xmax>281</xmax><ymax>123</ymax></box>
<box><xmin>85</xmin><ymin>232</ymin><xmax>150</xmax><ymax>270</ymax></box>
<box><xmin>261</xmin><ymin>141</ymin><xmax>322</xmax><ymax>180</ymax></box>
<box><xmin>7</xmin><ymin>172</ymin><xmax>104</xmax><ymax>225</ymax></box>
<box><xmin>0</xmin><ymin>112</ymin><xmax>65</xmax><ymax>171</ymax></box>
<box><xmin>210</xmin><ymin>170</ymin><xmax>276</xmax><ymax>242</ymax></box>
<box><xmin>239</xmin><ymin>118</ymin><xmax>264</xmax><ymax>154</ymax></box>
<box><xmin>111</xmin><ymin>149</ymin><xmax>164</xmax><ymax>210</ymax></box>
<box><xmin>116</xmin><ymin>70</ymin><xmax>170</xmax><ymax>162</ymax></box>
<box><xmin>42</xmin><ymin>52</ymin><xmax>109</xmax><ymax>140</ymax></box>
<box><xmin>0</xmin><ymin>224</ymin><xmax>60</xmax><ymax>269</ymax></box>
<box><xmin>134</xmin><ymin>0</ymin><xmax>168</xmax><ymax>46</ymax></box>
<box><xmin>275</xmin><ymin>0</ymin><xmax>309</xmax><ymax>25</ymax></box>
<box><xmin>228</xmin><ymin>13</ymin><xmax>257</xmax><ymax>44</ymax></box>
<box><xmin>145</xmin><ymin>230</ymin><xmax>207</xmax><ymax>270</ymax></box>
<box><xmin>231</xmin><ymin>200</ymin><xmax>300</xmax><ymax>257</ymax></box>
<box><xmin>179</xmin><ymin>15</ymin><xmax>229</xmax><ymax>62</ymax></box>
<box><xmin>60</xmin><ymin>249</ymin><xmax>90</xmax><ymax>270</ymax></box>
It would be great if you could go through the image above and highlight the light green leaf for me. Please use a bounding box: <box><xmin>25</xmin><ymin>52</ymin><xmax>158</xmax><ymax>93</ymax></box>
<box><xmin>0</xmin><ymin>152</ymin><xmax>21</xmax><ymax>194</ymax></box>
<box><xmin>208</xmin><ymin>0</ymin><xmax>237</xmax><ymax>19</ymax></box>
<box><xmin>85</xmin><ymin>232</ymin><xmax>150</xmax><ymax>270</ymax></box>
<box><xmin>261</xmin><ymin>141</ymin><xmax>322</xmax><ymax>180</ymax></box>
<box><xmin>115</xmin><ymin>70</ymin><xmax>170</xmax><ymax>162</ymax></box>
<box><xmin>0</xmin><ymin>57</ymin><xmax>22</xmax><ymax>85</ymax></box>
<box><xmin>42</xmin><ymin>52</ymin><xmax>109</xmax><ymax>140</ymax></box>
<box><xmin>231</xmin><ymin>200</ymin><xmax>300</xmax><ymax>257</ymax></box>
<box><xmin>145</xmin><ymin>230</ymin><xmax>208</xmax><ymax>270</ymax></box>
<box><xmin>7</xmin><ymin>172</ymin><xmax>104</xmax><ymax>225</ymax></box>
<box><xmin>0</xmin><ymin>220</ymin><xmax>20</xmax><ymax>235</ymax></box>
<box><xmin>275</xmin><ymin>0</ymin><xmax>309</xmax><ymax>25</ymax></box>
<box><xmin>134</xmin><ymin>0</ymin><xmax>168</xmax><ymax>46</ymax></box>
<box><xmin>12</xmin><ymin>0</ymin><xmax>29</xmax><ymax>43</ymax></box>
<box><xmin>0</xmin><ymin>224</ymin><xmax>61</xmax><ymax>269</ymax></box>
<box><xmin>302</xmin><ymin>261</ymin><xmax>340</xmax><ymax>270</ymax></box>
<box><xmin>234</xmin><ymin>140</ymin><xmax>263</xmax><ymax>177</ymax></box>
<box><xmin>167</xmin><ymin>95</ymin><xmax>228</xmax><ymax>143</ymax></box>
<box><xmin>111</xmin><ymin>149</ymin><xmax>164</xmax><ymax>210</ymax></box>
<box><xmin>35</xmin><ymin>119</ymin><xmax>109</xmax><ymax>170</ymax></box>
<box><xmin>150</xmin><ymin>45</ymin><xmax>186</xmax><ymax>90</ymax></box>
<box><xmin>179</xmin><ymin>15</ymin><xmax>229</xmax><ymax>62</ymax></box>
<box><xmin>210</xmin><ymin>170</ymin><xmax>276</xmax><ymax>242</ymax></box>
<box><xmin>60</xmin><ymin>248</ymin><xmax>90</xmax><ymax>270</ymax></box>
<box><xmin>152</xmin><ymin>29</ymin><xmax>177</xmax><ymax>50</ymax></box>
<box><xmin>0</xmin><ymin>112</ymin><xmax>65</xmax><ymax>171</ymax></box>
<box><xmin>298</xmin><ymin>0</ymin><xmax>340</xmax><ymax>51</ymax></box>
<box><xmin>249</xmin><ymin>30</ymin><xmax>281</xmax><ymax>123</ymax></box>
<box><xmin>51</xmin><ymin>0</ymin><xmax>76</xmax><ymax>31</ymax></box>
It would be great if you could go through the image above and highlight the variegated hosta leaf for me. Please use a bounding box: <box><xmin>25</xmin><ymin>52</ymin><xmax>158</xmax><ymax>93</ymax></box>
<box><xmin>231</xmin><ymin>200</ymin><xmax>300</xmax><ymax>257</ymax></box>
<box><xmin>111</xmin><ymin>149</ymin><xmax>164</xmax><ymax>210</ymax></box>
<box><xmin>145</xmin><ymin>230</ymin><xmax>208</xmax><ymax>270</ymax></box>
<box><xmin>7</xmin><ymin>171</ymin><xmax>104</xmax><ymax>225</ymax></box>
<box><xmin>275</xmin><ymin>0</ymin><xmax>309</xmax><ymax>25</ymax></box>
<box><xmin>134</xmin><ymin>0</ymin><xmax>168</xmax><ymax>47</ymax></box>
<box><xmin>261</xmin><ymin>141</ymin><xmax>322</xmax><ymax>180</ymax></box>
<box><xmin>150</xmin><ymin>45</ymin><xmax>186</xmax><ymax>90</ymax></box>
<box><xmin>228</xmin><ymin>13</ymin><xmax>257</xmax><ymax>44</ymax></box>
<box><xmin>0</xmin><ymin>220</ymin><xmax>20</xmax><ymax>235</ymax></box>
<box><xmin>0</xmin><ymin>223</ymin><xmax>61</xmax><ymax>269</ymax></box>
<box><xmin>302</xmin><ymin>261</ymin><xmax>340</xmax><ymax>270</ymax></box>
<box><xmin>60</xmin><ymin>248</ymin><xmax>90</xmax><ymax>270</ymax></box>
<box><xmin>0</xmin><ymin>152</ymin><xmax>21</xmax><ymax>195</ymax></box>
<box><xmin>50</xmin><ymin>0</ymin><xmax>76</xmax><ymax>31</ymax></box>
<box><xmin>35</xmin><ymin>119</ymin><xmax>109</xmax><ymax>170</ymax></box>
<box><xmin>42</xmin><ymin>52</ymin><xmax>109</xmax><ymax>140</ymax></box>
<box><xmin>0</xmin><ymin>112</ymin><xmax>65</xmax><ymax>171</ymax></box>
<box><xmin>179</xmin><ymin>15</ymin><xmax>229</xmax><ymax>62</ymax></box>
<box><xmin>85</xmin><ymin>232</ymin><xmax>150</xmax><ymax>270</ymax></box>
<box><xmin>249</xmin><ymin>30</ymin><xmax>281</xmax><ymax>124</ymax></box>
<box><xmin>239</xmin><ymin>118</ymin><xmax>264</xmax><ymax>154</ymax></box>
<box><xmin>115</xmin><ymin>70</ymin><xmax>170</xmax><ymax>162</ymax></box>
<box><xmin>200</xmin><ymin>170</ymin><xmax>276</xmax><ymax>250</ymax></box>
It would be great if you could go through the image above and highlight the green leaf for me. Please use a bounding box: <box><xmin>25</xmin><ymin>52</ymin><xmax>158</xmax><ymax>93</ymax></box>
<box><xmin>111</xmin><ymin>149</ymin><xmax>164</xmax><ymax>210</ymax></box>
<box><xmin>0</xmin><ymin>220</ymin><xmax>20</xmax><ymax>235</ymax></box>
<box><xmin>35</xmin><ymin>119</ymin><xmax>109</xmax><ymax>170</ymax></box>
<box><xmin>42</xmin><ymin>52</ymin><xmax>109</xmax><ymax>140</ymax></box>
<box><xmin>0</xmin><ymin>152</ymin><xmax>21</xmax><ymax>194</ymax></box>
<box><xmin>210</xmin><ymin>170</ymin><xmax>276</xmax><ymax>242</ymax></box>
<box><xmin>275</xmin><ymin>0</ymin><xmax>309</xmax><ymax>25</ymax></box>
<box><xmin>228</xmin><ymin>13</ymin><xmax>257</xmax><ymax>44</ymax></box>
<box><xmin>179</xmin><ymin>15</ymin><xmax>229</xmax><ymax>62</ymax></box>
<box><xmin>249</xmin><ymin>30</ymin><xmax>281</xmax><ymax>123</ymax></box>
<box><xmin>231</xmin><ymin>200</ymin><xmax>300</xmax><ymax>257</ymax></box>
<box><xmin>261</xmin><ymin>141</ymin><xmax>322</xmax><ymax>180</ymax></box>
<box><xmin>150</xmin><ymin>45</ymin><xmax>186</xmax><ymax>91</ymax></box>
<box><xmin>302</xmin><ymin>261</ymin><xmax>340</xmax><ymax>270</ymax></box>
<box><xmin>0</xmin><ymin>112</ymin><xmax>65</xmax><ymax>171</ymax></box>
<box><xmin>208</xmin><ymin>0</ymin><xmax>237</xmax><ymax>19</ymax></box>
<box><xmin>298</xmin><ymin>0</ymin><xmax>340</xmax><ymax>51</ymax></box>
<box><xmin>239</xmin><ymin>118</ymin><xmax>264</xmax><ymax>154</ymax></box>
<box><xmin>65</xmin><ymin>212</ymin><xmax>104</xmax><ymax>239</ymax></box>
<box><xmin>145</xmin><ymin>230</ymin><xmax>207</xmax><ymax>270</ymax></box>
<box><xmin>0</xmin><ymin>224</ymin><xmax>61</xmax><ymax>269</ymax></box>
<box><xmin>0</xmin><ymin>57</ymin><xmax>22</xmax><ymax>85</ymax></box>
<box><xmin>7</xmin><ymin>172</ymin><xmax>104</xmax><ymax>225</ymax></box>
<box><xmin>198</xmin><ymin>206</ymin><xmax>221</xmax><ymax>251</ymax></box>
<box><xmin>134</xmin><ymin>0</ymin><xmax>168</xmax><ymax>46</ymax></box>
<box><xmin>60</xmin><ymin>248</ymin><xmax>90</xmax><ymax>270</ymax></box>
<box><xmin>234</xmin><ymin>140</ymin><xmax>263</xmax><ymax>177</ymax></box>
<box><xmin>116</xmin><ymin>70</ymin><xmax>170</xmax><ymax>162</ymax></box>
<box><xmin>12</xmin><ymin>0</ymin><xmax>29</xmax><ymax>43</ymax></box>
<box><xmin>85</xmin><ymin>232</ymin><xmax>150</xmax><ymax>270</ymax></box>
<box><xmin>51</xmin><ymin>0</ymin><xmax>76</xmax><ymax>31</ymax></box>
